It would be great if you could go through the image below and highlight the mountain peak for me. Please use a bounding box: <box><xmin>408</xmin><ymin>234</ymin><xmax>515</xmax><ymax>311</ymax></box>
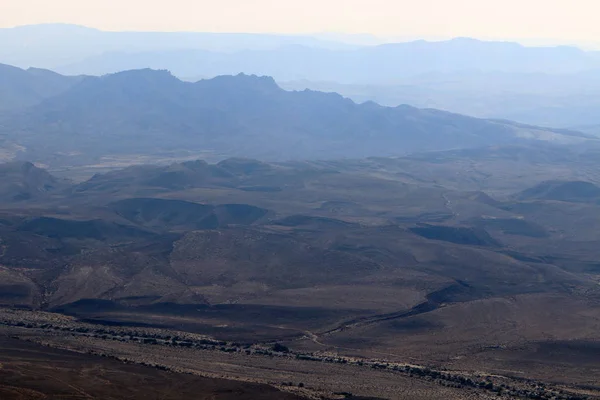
<box><xmin>0</xmin><ymin>161</ymin><xmax>64</xmax><ymax>201</ymax></box>
<box><xmin>87</xmin><ymin>69</ymin><xmax>182</xmax><ymax>93</ymax></box>
<box><xmin>0</xmin><ymin>63</ymin><xmax>26</xmax><ymax>76</ymax></box>
<box><xmin>0</xmin><ymin>161</ymin><xmax>36</xmax><ymax>174</ymax></box>
<box><xmin>196</xmin><ymin>73</ymin><xmax>281</xmax><ymax>92</ymax></box>
<box><xmin>102</xmin><ymin>68</ymin><xmax>177</xmax><ymax>81</ymax></box>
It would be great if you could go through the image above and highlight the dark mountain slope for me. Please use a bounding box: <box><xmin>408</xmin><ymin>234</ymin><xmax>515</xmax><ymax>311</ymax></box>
<box><xmin>109</xmin><ymin>198</ymin><xmax>268</xmax><ymax>231</ymax></box>
<box><xmin>409</xmin><ymin>224</ymin><xmax>500</xmax><ymax>247</ymax></box>
<box><xmin>0</xmin><ymin>161</ymin><xmax>68</xmax><ymax>202</ymax></box>
<box><xmin>73</xmin><ymin>161</ymin><xmax>237</xmax><ymax>195</ymax></box>
<box><xmin>3</xmin><ymin>69</ymin><xmax>593</xmax><ymax>164</ymax></box>
<box><xmin>17</xmin><ymin>216</ymin><xmax>155</xmax><ymax>241</ymax></box>
<box><xmin>517</xmin><ymin>180</ymin><xmax>600</xmax><ymax>203</ymax></box>
<box><xmin>72</xmin><ymin>157</ymin><xmax>339</xmax><ymax>199</ymax></box>
<box><xmin>109</xmin><ymin>198</ymin><xmax>215</xmax><ymax>229</ymax></box>
<box><xmin>469</xmin><ymin>216</ymin><xmax>549</xmax><ymax>238</ymax></box>
<box><xmin>169</xmin><ymin>228</ymin><xmax>382</xmax><ymax>289</ymax></box>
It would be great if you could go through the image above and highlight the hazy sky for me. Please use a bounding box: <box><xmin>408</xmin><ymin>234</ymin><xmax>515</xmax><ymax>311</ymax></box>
<box><xmin>2</xmin><ymin>0</ymin><xmax>599</xmax><ymax>43</ymax></box>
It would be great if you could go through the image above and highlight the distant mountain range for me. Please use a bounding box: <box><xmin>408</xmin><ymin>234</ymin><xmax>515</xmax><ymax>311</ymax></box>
<box><xmin>281</xmin><ymin>70</ymin><xmax>600</xmax><ymax>128</ymax></box>
<box><xmin>0</xmin><ymin>24</ymin><xmax>356</xmax><ymax>69</ymax></box>
<box><xmin>3</xmin><ymin>24</ymin><xmax>600</xmax><ymax>129</ymax></box>
<box><xmin>55</xmin><ymin>38</ymin><xmax>600</xmax><ymax>82</ymax></box>
<box><xmin>0</xmin><ymin>63</ymin><xmax>81</xmax><ymax>110</ymax></box>
<box><xmin>2</xmin><ymin>24</ymin><xmax>599</xmax><ymax>81</ymax></box>
<box><xmin>0</xmin><ymin>65</ymin><xmax>594</xmax><ymax>168</ymax></box>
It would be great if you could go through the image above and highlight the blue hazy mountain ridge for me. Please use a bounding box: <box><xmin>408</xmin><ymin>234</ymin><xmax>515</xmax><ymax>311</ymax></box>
<box><xmin>0</xmin><ymin>24</ymin><xmax>357</xmax><ymax>69</ymax></box>
<box><xmin>4</xmin><ymin>24</ymin><xmax>600</xmax><ymax>130</ymax></box>
<box><xmin>42</xmin><ymin>33</ymin><xmax>600</xmax><ymax>129</ymax></box>
<box><xmin>0</xmin><ymin>62</ymin><xmax>82</xmax><ymax>110</ymax></box>
<box><xmin>281</xmin><ymin>69</ymin><xmax>600</xmax><ymax>128</ymax></box>
<box><xmin>0</xmin><ymin>67</ymin><xmax>593</xmax><ymax>166</ymax></box>
<box><xmin>1</xmin><ymin>25</ymin><xmax>599</xmax><ymax>79</ymax></box>
<box><xmin>55</xmin><ymin>37</ymin><xmax>600</xmax><ymax>81</ymax></box>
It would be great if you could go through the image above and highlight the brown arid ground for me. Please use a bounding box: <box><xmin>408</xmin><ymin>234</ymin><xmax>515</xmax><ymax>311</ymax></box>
<box><xmin>1</xmin><ymin>309</ymin><xmax>598</xmax><ymax>400</ymax></box>
<box><xmin>0</xmin><ymin>328</ymin><xmax>517</xmax><ymax>400</ymax></box>
<box><xmin>1</xmin><ymin>148</ymin><xmax>600</xmax><ymax>399</ymax></box>
<box><xmin>0</xmin><ymin>335</ymin><xmax>305</xmax><ymax>400</ymax></box>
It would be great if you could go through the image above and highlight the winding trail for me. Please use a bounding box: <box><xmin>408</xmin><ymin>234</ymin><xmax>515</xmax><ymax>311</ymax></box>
<box><xmin>316</xmin><ymin>281</ymin><xmax>475</xmax><ymax>338</ymax></box>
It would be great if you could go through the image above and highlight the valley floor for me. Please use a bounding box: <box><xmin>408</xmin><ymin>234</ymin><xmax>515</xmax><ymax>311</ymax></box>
<box><xmin>0</xmin><ymin>308</ymin><xmax>597</xmax><ymax>400</ymax></box>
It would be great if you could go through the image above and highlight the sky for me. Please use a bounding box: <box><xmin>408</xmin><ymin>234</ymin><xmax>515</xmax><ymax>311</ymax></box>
<box><xmin>2</xmin><ymin>0</ymin><xmax>599</xmax><ymax>45</ymax></box>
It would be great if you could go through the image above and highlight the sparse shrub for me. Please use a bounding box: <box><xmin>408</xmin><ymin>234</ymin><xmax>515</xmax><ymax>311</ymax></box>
<box><xmin>272</xmin><ymin>343</ymin><xmax>290</xmax><ymax>353</ymax></box>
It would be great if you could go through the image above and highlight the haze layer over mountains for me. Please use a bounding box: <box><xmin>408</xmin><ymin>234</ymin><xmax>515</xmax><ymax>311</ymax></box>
<box><xmin>0</xmin><ymin>63</ymin><xmax>595</xmax><ymax>175</ymax></box>
<box><xmin>2</xmin><ymin>24</ymin><xmax>600</xmax><ymax>130</ymax></box>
